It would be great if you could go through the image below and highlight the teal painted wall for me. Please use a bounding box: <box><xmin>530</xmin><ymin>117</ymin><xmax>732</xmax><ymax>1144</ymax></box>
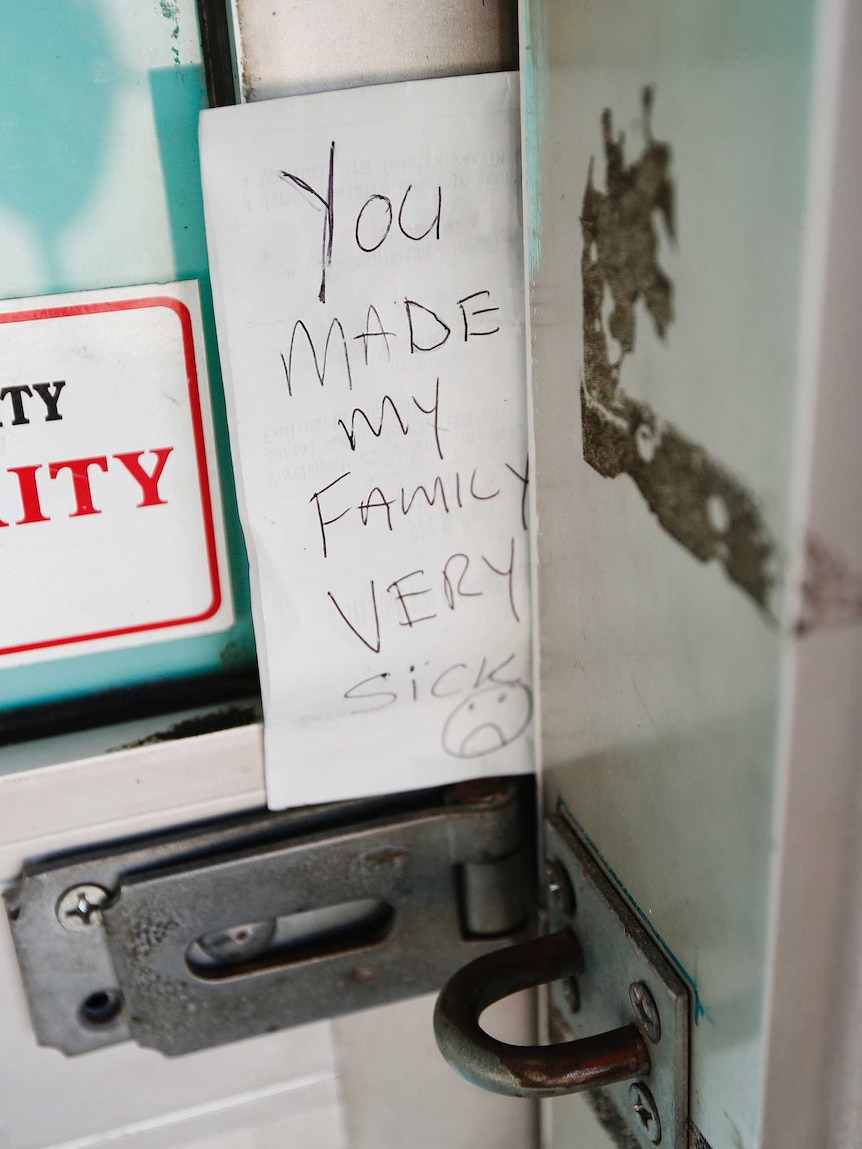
<box><xmin>0</xmin><ymin>0</ymin><xmax>255</xmax><ymax>717</ymax></box>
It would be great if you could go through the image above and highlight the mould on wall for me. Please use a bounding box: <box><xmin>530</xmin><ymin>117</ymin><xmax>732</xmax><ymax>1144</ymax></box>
<box><xmin>580</xmin><ymin>89</ymin><xmax>779</xmax><ymax>617</ymax></box>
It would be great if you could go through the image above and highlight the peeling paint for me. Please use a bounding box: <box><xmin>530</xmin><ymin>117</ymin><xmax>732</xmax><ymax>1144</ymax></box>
<box><xmin>159</xmin><ymin>0</ymin><xmax>181</xmax><ymax>66</ymax></box>
<box><xmin>112</xmin><ymin>704</ymin><xmax>257</xmax><ymax>751</ymax></box>
<box><xmin>580</xmin><ymin>89</ymin><xmax>779</xmax><ymax>616</ymax></box>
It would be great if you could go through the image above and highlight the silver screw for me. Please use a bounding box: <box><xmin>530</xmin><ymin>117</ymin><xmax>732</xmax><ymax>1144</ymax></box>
<box><xmin>56</xmin><ymin>885</ymin><xmax>110</xmax><ymax>931</ymax></box>
<box><xmin>545</xmin><ymin>859</ymin><xmax>575</xmax><ymax>918</ymax></box>
<box><xmin>629</xmin><ymin>981</ymin><xmax>661</xmax><ymax>1043</ymax></box>
<box><xmin>629</xmin><ymin>1081</ymin><xmax>662</xmax><ymax>1144</ymax></box>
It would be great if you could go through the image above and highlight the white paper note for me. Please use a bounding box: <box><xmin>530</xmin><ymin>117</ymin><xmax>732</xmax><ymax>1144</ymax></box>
<box><xmin>201</xmin><ymin>72</ymin><xmax>532</xmax><ymax>807</ymax></box>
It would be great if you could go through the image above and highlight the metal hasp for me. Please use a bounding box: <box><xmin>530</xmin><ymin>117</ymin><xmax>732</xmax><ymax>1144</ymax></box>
<box><xmin>434</xmin><ymin>813</ymin><xmax>689</xmax><ymax>1149</ymax></box>
<box><xmin>4</xmin><ymin>778</ymin><xmax>532</xmax><ymax>1057</ymax></box>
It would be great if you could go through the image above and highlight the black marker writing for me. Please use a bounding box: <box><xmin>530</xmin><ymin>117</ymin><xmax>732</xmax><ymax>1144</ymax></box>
<box><xmin>338</xmin><ymin>395</ymin><xmax>409</xmax><ymax>451</ymax></box>
<box><xmin>388</xmin><ymin>569</ymin><xmax>436</xmax><ymax>628</ymax></box>
<box><xmin>278</xmin><ymin>140</ymin><xmax>335</xmax><ymax>304</ymax></box>
<box><xmin>305</xmin><ymin>463</ymin><xmax>521</xmax><ymax>554</ymax></box>
<box><xmin>457</xmin><ymin>290</ymin><xmax>500</xmax><ymax>340</ymax></box>
<box><xmin>353</xmin><ymin>305</ymin><xmax>396</xmax><ymax>365</ymax></box>
<box><xmin>344</xmin><ymin>672</ymin><xmax>397</xmax><ymax>713</ymax></box>
<box><xmin>405</xmin><ymin>299</ymin><xmax>451</xmax><ymax>353</ymax></box>
<box><xmin>401</xmin><ymin>476</ymin><xmax>449</xmax><ymax>516</ymax></box>
<box><xmin>327</xmin><ymin>580</ymin><xmax>381</xmax><ymax>653</ymax></box>
<box><xmin>359</xmin><ymin>487</ymin><xmax>394</xmax><ymax>530</ymax></box>
<box><xmin>398</xmin><ymin>183</ymin><xmax>442</xmax><ymax>242</ymax></box>
<box><xmin>442</xmin><ymin>552</ymin><xmax>481</xmax><ymax>609</ymax></box>
<box><xmin>482</xmin><ymin>536</ymin><xmax>519</xmax><ymax>622</ymax></box>
<box><xmin>411</xmin><ymin>376</ymin><xmax>443</xmax><ymax>460</ymax></box>
<box><xmin>355</xmin><ymin>194</ymin><xmax>393</xmax><ymax>253</ymax></box>
<box><xmin>504</xmin><ymin>457</ymin><xmax>529</xmax><ymax>531</ymax></box>
<box><xmin>309</xmin><ymin>471</ymin><xmax>351</xmax><ymax>557</ymax></box>
<box><xmin>470</xmin><ymin>468</ymin><xmax>499</xmax><ymax>501</ymax></box>
<box><xmin>280</xmin><ymin>319</ymin><xmax>352</xmax><ymax>397</ymax></box>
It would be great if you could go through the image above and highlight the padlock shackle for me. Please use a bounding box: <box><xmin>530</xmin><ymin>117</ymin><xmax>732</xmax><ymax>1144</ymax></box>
<box><xmin>433</xmin><ymin>929</ymin><xmax>650</xmax><ymax>1098</ymax></box>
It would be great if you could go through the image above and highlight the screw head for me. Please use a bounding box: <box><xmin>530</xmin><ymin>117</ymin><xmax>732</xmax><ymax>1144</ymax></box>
<box><xmin>56</xmin><ymin>885</ymin><xmax>110</xmax><ymax>931</ymax></box>
<box><xmin>629</xmin><ymin>981</ymin><xmax>661</xmax><ymax>1043</ymax></box>
<box><xmin>545</xmin><ymin>859</ymin><xmax>576</xmax><ymax>918</ymax></box>
<box><xmin>629</xmin><ymin>1081</ymin><xmax>662</xmax><ymax>1144</ymax></box>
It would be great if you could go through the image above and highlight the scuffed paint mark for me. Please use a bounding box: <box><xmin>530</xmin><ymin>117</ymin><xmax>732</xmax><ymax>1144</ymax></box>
<box><xmin>586</xmin><ymin>1090</ymin><xmax>642</xmax><ymax>1148</ymax></box>
<box><xmin>724</xmin><ymin>1116</ymin><xmax>746</xmax><ymax>1149</ymax></box>
<box><xmin>581</xmin><ymin>88</ymin><xmax>780</xmax><ymax>616</ymax></box>
<box><xmin>159</xmin><ymin>0</ymin><xmax>181</xmax><ymax>66</ymax></box>
<box><xmin>522</xmin><ymin>0</ymin><xmax>547</xmax><ymax>279</ymax></box>
<box><xmin>689</xmin><ymin>1124</ymin><xmax>717</xmax><ymax>1149</ymax></box>
<box><xmin>796</xmin><ymin>532</ymin><xmax>862</xmax><ymax>636</ymax></box>
<box><xmin>219</xmin><ymin>638</ymin><xmax>252</xmax><ymax>667</ymax></box>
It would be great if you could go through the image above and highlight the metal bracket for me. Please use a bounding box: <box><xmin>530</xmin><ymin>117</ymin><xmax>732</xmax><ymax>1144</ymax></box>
<box><xmin>4</xmin><ymin>778</ymin><xmax>531</xmax><ymax>1057</ymax></box>
<box><xmin>545</xmin><ymin>814</ymin><xmax>689</xmax><ymax>1147</ymax></box>
<box><xmin>434</xmin><ymin>813</ymin><xmax>689</xmax><ymax>1149</ymax></box>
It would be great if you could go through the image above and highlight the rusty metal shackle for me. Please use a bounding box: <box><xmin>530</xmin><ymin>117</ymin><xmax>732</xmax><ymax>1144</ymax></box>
<box><xmin>433</xmin><ymin>929</ymin><xmax>650</xmax><ymax>1098</ymax></box>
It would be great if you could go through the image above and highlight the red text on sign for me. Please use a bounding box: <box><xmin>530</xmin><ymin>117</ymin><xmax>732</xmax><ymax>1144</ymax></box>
<box><xmin>0</xmin><ymin>447</ymin><xmax>173</xmax><ymax>526</ymax></box>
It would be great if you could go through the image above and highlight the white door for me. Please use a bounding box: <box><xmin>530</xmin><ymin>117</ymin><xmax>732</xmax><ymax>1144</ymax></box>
<box><xmin>522</xmin><ymin>0</ymin><xmax>862</xmax><ymax>1145</ymax></box>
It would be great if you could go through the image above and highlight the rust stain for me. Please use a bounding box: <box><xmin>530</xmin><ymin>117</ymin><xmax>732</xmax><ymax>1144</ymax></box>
<box><xmin>796</xmin><ymin>532</ymin><xmax>862</xmax><ymax>636</ymax></box>
<box><xmin>496</xmin><ymin>1025</ymin><xmax>648</xmax><ymax>1094</ymax></box>
<box><xmin>362</xmin><ymin>847</ymin><xmax>409</xmax><ymax>867</ymax></box>
<box><xmin>451</xmin><ymin>778</ymin><xmax>512</xmax><ymax>807</ymax></box>
<box><xmin>581</xmin><ymin>88</ymin><xmax>779</xmax><ymax>615</ymax></box>
<box><xmin>347</xmin><ymin>965</ymin><xmax>378</xmax><ymax>986</ymax></box>
<box><xmin>126</xmin><ymin>916</ymin><xmax>181</xmax><ymax>963</ymax></box>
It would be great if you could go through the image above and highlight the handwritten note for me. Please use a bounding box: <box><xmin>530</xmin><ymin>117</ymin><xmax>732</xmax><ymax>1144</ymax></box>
<box><xmin>200</xmin><ymin>72</ymin><xmax>532</xmax><ymax>807</ymax></box>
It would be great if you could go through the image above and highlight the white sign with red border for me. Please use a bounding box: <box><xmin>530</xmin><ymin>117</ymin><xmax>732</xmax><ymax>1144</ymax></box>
<box><xmin>0</xmin><ymin>280</ymin><xmax>233</xmax><ymax>668</ymax></box>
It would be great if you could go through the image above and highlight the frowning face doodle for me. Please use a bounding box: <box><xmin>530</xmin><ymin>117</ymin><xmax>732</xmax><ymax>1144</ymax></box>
<box><xmin>441</xmin><ymin>682</ymin><xmax>532</xmax><ymax>759</ymax></box>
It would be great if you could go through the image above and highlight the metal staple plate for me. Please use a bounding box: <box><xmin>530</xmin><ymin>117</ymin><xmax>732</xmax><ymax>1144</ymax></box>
<box><xmin>5</xmin><ymin>780</ymin><xmax>531</xmax><ymax>1056</ymax></box>
<box><xmin>545</xmin><ymin>814</ymin><xmax>689</xmax><ymax>1149</ymax></box>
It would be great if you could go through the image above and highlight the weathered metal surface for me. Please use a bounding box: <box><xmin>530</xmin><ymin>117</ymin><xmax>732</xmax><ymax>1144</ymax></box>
<box><xmin>435</xmin><ymin>930</ymin><xmax>650</xmax><ymax>1098</ymax></box>
<box><xmin>232</xmin><ymin>0</ymin><xmax>517</xmax><ymax>103</ymax></box>
<box><xmin>580</xmin><ymin>88</ymin><xmax>780</xmax><ymax>617</ymax></box>
<box><xmin>434</xmin><ymin>813</ymin><xmax>689</xmax><ymax>1146</ymax></box>
<box><xmin>5</xmin><ymin>778</ymin><xmax>532</xmax><ymax>1056</ymax></box>
<box><xmin>544</xmin><ymin>815</ymin><xmax>689</xmax><ymax>1148</ymax></box>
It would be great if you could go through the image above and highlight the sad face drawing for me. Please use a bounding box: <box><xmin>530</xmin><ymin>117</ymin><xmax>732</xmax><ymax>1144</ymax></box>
<box><xmin>441</xmin><ymin>682</ymin><xmax>532</xmax><ymax>759</ymax></box>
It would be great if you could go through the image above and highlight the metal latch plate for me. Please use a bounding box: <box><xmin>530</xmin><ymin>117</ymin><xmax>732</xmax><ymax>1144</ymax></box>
<box><xmin>5</xmin><ymin>780</ymin><xmax>531</xmax><ymax>1056</ymax></box>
